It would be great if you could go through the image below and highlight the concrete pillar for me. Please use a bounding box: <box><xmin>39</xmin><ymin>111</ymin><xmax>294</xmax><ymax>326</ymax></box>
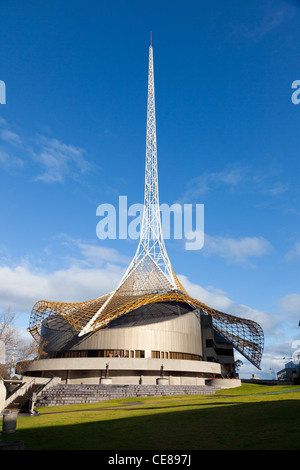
<box><xmin>0</xmin><ymin>379</ymin><xmax>6</xmax><ymax>413</ymax></box>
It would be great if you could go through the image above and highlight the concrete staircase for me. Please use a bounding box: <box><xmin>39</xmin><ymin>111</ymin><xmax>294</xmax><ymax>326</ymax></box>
<box><xmin>3</xmin><ymin>377</ymin><xmax>61</xmax><ymax>414</ymax></box>
<box><xmin>5</xmin><ymin>380</ymin><xmax>43</xmax><ymax>412</ymax></box>
<box><xmin>35</xmin><ymin>383</ymin><xmax>220</xmax><ymax>407</ymax></box>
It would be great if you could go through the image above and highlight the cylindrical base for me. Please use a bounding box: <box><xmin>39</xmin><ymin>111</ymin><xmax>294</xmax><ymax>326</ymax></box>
<box><xmin>100</xmin><ymin>377</ymin><xmax>112</xmax><ymax>385</ymax></box>
<box><xmin>156</xmin><ymin>377</ymin><xmax>169</xmax><ymax>385</ymax></box>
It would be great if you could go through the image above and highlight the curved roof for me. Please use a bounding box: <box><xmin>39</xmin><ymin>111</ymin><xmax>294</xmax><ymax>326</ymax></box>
<box><xmin>29</xmin><ymin>289</ymin><xmax>264</xmax><ymax>369</ymax></box>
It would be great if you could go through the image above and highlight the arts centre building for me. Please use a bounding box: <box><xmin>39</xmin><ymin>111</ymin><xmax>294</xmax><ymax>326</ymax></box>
<box><xmin>20</xmin><ymin>42</ymin><xmax>264</xmax><ymax>388</ymax></box>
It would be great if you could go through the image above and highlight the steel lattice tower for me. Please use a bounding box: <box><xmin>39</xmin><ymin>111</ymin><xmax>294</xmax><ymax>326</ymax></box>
<box><xmin>78</xmin><ymin>41</ymin><xmax>185</xmax><ymax>336</ymax></box>
<box><xmin>117</xmin><ymin>40</ymin><xmax>179</xmax><ymax>289</ymax></box>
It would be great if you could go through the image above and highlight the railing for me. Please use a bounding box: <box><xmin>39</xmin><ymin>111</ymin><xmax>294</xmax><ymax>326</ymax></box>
<box><xmin>4</xmin><ymin>377</ymin><xmax>61</xmax><ymax>410</ymax></box>
<box><xmin>4</xmin><ymin>377</ymin><xmax>37</xmax><ymax>409</ymax></box>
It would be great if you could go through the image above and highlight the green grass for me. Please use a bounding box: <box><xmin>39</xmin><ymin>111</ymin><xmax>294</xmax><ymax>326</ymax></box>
<box><xmin>1</xmin><ymin>384</ymin><xmax>300</xmax><ymax>450</ymax></box>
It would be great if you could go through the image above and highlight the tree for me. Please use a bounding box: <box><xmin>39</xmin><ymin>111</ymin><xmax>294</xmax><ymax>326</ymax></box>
<box><xmin>234</xmin><ymin>359</ymin><xmax>243</xmax><ymax>375</ymax></box>
<box><xmin>0</xmin><ymin>308</ymin><xmax>38</xmax><ymax>379</ymax></box>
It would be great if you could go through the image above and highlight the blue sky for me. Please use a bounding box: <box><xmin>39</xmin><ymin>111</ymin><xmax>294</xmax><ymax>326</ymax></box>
<box><xmin>1</xmin><ymin>0</ymin><xmax>300</xmax><ymax>378</ymax></box>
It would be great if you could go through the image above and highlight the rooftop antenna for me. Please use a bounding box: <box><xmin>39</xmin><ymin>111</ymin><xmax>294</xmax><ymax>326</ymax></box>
<box><xmin>150</xmin><ymin>31</ymin><xmax>152</xmax><ymax>46</ymax></box>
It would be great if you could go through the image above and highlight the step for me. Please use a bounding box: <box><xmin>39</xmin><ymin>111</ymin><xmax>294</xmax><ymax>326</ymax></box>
<box><xmin>35</xmin><ymin>383</ymin><xmax>220</xmax><ymax>407</ymax></box>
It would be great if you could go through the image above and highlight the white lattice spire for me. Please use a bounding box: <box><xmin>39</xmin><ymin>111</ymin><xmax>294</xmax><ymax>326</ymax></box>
<box><xmin>121</xmin><ymin>39</ymin><xmax>176</xmax><ymax>286</ymax></box>
<box><xmin>78</xmin><ymin>39</ymin><xmax>185</xmax><ymax>336</ymax></box>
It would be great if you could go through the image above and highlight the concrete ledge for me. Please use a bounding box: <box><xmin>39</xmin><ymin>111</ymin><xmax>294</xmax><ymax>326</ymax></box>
<box><xmin>24</xmin><ymin>356</ymin><xmax>222</xmax><ymax>374</ymax></box>
<box><xmin>24</xmin><ymin>357</ymin><xmax>223</xmax><ymax>385</ymax></box>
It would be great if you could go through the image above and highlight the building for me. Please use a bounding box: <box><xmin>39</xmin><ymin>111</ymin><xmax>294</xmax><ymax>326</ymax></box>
<box><xmin>20</xmin><ymin>40</ymin><xmax>264</xmax><ymax>387</ymax></box>
<box><xmin>277</xmin><ymin>361</ymin><xmax>300</xmax><ymax>384</ymax></box>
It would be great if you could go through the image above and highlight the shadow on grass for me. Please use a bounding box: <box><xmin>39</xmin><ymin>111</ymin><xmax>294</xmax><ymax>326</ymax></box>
<box><xmin>37</xmin><ymin>399</ymin><xmax>226</xmax><ymax>415</ymax></box>
<box><xmin>4</xmin><ymin>398</ymin><xmax>300</xmax><ymax>450</ymax></box>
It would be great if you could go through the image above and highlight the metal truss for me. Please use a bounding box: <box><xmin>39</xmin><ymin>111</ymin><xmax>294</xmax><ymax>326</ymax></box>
<box><xmin>28</xmin><ymin>40</ymin><xmax>264</xmax><ymax>369</ymax></box>
<box><xmin>29</xmin><ymin>290</ymin><xmax>264</xmax><ymax>368</ymax></box>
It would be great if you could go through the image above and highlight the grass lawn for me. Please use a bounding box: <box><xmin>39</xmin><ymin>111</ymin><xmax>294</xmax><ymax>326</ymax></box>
<box><xmin>1</xmin><ymin>383</ymin><xmax>300</xmax><ymax>450</ymax></box>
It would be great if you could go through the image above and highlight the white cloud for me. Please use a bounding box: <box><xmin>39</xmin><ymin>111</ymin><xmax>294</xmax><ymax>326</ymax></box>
<box><xmin>0</xmin><ymin>118</ymin><xmax>93</xmax><ymax>183</ymax></box>
<box><xmin>178</xmin><ymin>274</ymin><xmax>273</xmax><ymax>332</ymax></box>
<box><xmin>182</xmin><ymin>163</ymin><xmax>288</xmax><ymax>203</ymax></box>
<box><xmin>32</xmin><ymin>136</ymin><xmax>92</xmax><ymax>183</ymax></box>
<box><xmin>75</xmin><ymin>241</ymin><xmax>131</xmax><ymax>267</ymax></box>
<box><xmin>285</xmin><ymin>242</ymin><xmax>300</xmax><ymax>263</ymax></box>
<box><xmin>231</xmin><ymin>2</ymin><xmax>294</xmax><ymax>41</ymax></box>
<box><xmin>0</xmin><ymin>129</ymin><xmax>22</xmax><ymax>145</ymax></box>
<box><xmin>184</xmin><ymin>167</ymin><xmax>245</xmax><ymax>198</ymax></box>
<box><xmin>263</xmin><ymin>182</ymin><xmax>289</xmax><ymax>196</ymax></box>
<box><xmin>0</xmin><ymin>263</ymin><xmax>124</xmax><ymax>314</ymax></box>
<box><xmin>202</xmin><ymin>234</ymin><xmax>272</xmax><ymax>265</ymax></box>
<box><xmin>53</xmin><ymin>235</ymin><xmax>131</xmax><ymax>268</ymax></box>
<box><xmin>279</xmin><ymin>294</ymin><xmax>300</xmax><ymax>320</ymax></box>
<box><xmin>0</xmin><ymin>150</ymin><xmax>23</xmax><ymax>170</ymax></box>
<box><xmin>0</xmin><ymin>239</ymin><xmax>130</xmax><ymax>313</ymax></box>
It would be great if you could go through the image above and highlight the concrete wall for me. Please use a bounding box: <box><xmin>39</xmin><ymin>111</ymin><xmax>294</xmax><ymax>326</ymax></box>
<box><xmin>24</xmin><ymin>356</ymin><xmax>222</xmax><ymax>385</ymax></box>
<box><xmin>71</xmin><ymin>311</ymin><xmax>203</xmax><ymax>357</ymax></box>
